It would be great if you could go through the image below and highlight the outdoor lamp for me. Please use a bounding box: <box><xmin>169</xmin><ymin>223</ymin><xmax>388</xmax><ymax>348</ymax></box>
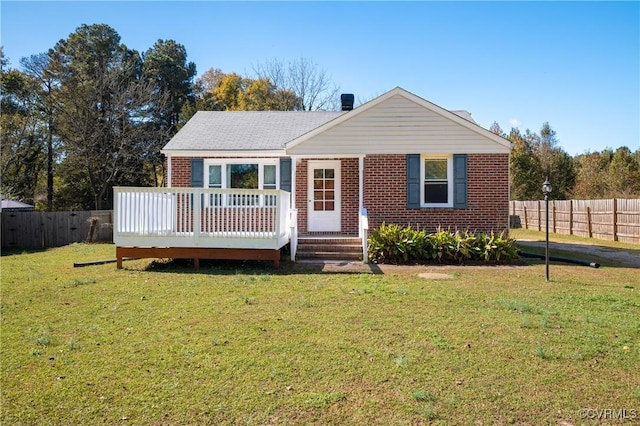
<box><xmin>542</xmin><ymin>177</ymin><xmax>551</xmax><ymax>281</ymax></box>
<box><xmin>542</xmin><ymin>178</ymin><xmax>552</xmax><ymax>196</ymax></box>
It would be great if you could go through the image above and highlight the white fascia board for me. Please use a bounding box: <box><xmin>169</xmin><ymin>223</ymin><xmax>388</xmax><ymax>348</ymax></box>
<box><xmin>289</xmin><ymin>153</ymin><xmax>366</xmax><ymax>159</ymax></box>
<box><xmin>160</xmin><ymin>149</ymin><xmax>287</xmax><ymax>157</ymax></box>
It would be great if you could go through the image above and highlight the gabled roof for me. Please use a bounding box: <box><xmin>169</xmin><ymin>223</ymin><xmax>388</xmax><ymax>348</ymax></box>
<box><xmin>285</xmin><ymin>87</ymin><xmax>511</xmax><ymax>153</ymax></box>
<box><xmin>162</xmin><ymin>87</ymin><xmax>511</xmax><ymax>157</ymax></box>
<box><xmin>162</xmin><ymin>111</ymin><xmax>344</xmax><ymax>155</ymax></box>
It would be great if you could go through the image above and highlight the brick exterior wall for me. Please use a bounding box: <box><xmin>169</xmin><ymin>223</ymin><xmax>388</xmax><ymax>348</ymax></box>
<box><xmin>169</xmin><ymin>157</ymin><xmax>193</xmax><ymax>187</ymax></box>
<box><xmin>168</xmin><ymin>154</ymin><xmax>510</xmax><ymax>235</ymax></box>
<box><xmin>363</xmin><ymin>154</ymin><xmax>510</xmax><ymax>233</ymax></box>
<box><xmin>341</xmin><ymin>158</ymin><xmax>359</xmax><ymax>235</ymax></box>
<box><xmin>295</xmin><ymin>159</ymin><xmax>308</xmax><ymax>232</ymax></box>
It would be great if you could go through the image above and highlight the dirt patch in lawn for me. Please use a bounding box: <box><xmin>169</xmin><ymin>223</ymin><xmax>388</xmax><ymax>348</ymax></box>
<box><xmin>417</xmin><ymin>272</ymin><xmax>454</xmax><ymax>280</ymax></box>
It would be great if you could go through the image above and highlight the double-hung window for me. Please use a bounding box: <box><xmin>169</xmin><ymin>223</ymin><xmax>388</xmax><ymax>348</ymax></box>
<box><xmin>204</xmin><ymin>159</ymin><xmax>279</xmax><ymax>206</ymax></box>
<box><xmin>421</xmin><ymin>155</ymin><xmax>453</xmax><ymax>207</ymax></box>
<box><xmin>208</xmin><ymin>165</ymin><xmax>223</xmax><ymax>206</ymax></box>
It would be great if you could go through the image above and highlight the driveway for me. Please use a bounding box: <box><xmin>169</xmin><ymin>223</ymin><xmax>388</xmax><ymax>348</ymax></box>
<box><xmin>516</xmin><ymin>239</ymin><xmax>640</xmax><ymax>268</ymax></box>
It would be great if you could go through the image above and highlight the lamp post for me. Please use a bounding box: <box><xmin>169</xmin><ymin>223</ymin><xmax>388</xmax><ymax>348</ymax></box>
<box><xmin>542</xmin><ymin>177</ymin><xmax>552</xmax><ymax>281</ymax></box>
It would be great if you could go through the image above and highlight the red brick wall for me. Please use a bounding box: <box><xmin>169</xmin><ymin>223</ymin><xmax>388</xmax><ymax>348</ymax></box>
<box><xmin>169</xmin><ymin>157</ymin><xmax>192</xmax><ymax>187</ymax></box>
<box><xmin>341</xmin><ymin>158</ymin><xmax>359</xmax><ymax>235</ymax></box>
<box><xmin>295</xmin><ymin>159</ymin><xmax>308</xmax><ymax>232</ymax></box>
<box><xmin>169</xmin><ymin>154</ymin><xmax>510</xmax><ymax>234</ymax></box>
<box><xmin>363</xmin><ymin>154</ymin><xmax>510</xmax><ymax>233</ymax></box>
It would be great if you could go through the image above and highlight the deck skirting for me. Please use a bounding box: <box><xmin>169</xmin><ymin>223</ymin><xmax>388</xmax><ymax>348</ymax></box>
<box><xmin>116</xmin><ymin>246</ymin><xmax>281</xmax><ymax>269</ymax></box>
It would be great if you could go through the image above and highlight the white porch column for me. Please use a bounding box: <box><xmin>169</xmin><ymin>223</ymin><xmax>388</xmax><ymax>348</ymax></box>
<box><xmin>359</xmin><ymin>156</ymin><xmax>364</xmax><ymax>211</ymax></box>
<box><xmin>166</xmin><ymin>154</ymin><xmax>172</xmax><ymax>188</ymax></box>
<box><xmin>358</xmin><ymin>156</ymin><xmax>364</xmax><ymax>238</ymax></box>
<box><xmin>291</xmin><ymin>156</ymin><xmax>297</xmax><ymax>209</ymax></box>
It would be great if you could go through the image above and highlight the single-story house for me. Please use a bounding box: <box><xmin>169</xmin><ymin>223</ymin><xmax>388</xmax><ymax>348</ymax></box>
<box><xmin>113</xmin><ymin>87</ymin><xmax>511</xmax><ymax>267</ymax></box>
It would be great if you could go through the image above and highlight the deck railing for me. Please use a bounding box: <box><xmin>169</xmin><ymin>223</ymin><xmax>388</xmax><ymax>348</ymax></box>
<box><xmin>114</xmin><ymin>187</ymin><xmax>291</xmax><ymax>250</ymax></box>
<box><xmin>360</xmin><ymin>208</ymin><xmax>369</xmax><ymax>263</ymax></box>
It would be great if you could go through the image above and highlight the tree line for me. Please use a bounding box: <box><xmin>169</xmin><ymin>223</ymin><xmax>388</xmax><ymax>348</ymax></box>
<box><xmin>1</xmin><ymin>23</ymin><xmax>638</xmax><ymax>211</ymax></box>
<box><xmin>490</xmin><ymin>122</ymin><xmax>640</xmax><ymax>201</ymax></box>
<box><xmin>1</xmin><ymin>24</ymin><xmax>339</xmax><ymax>210</ymax></box>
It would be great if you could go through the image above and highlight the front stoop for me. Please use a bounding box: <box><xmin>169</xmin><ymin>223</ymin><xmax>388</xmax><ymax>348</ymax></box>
<box><xmin>296</xmin><ymin>236</ymin><xmax>363</xmax><ymax>261</ymax></box>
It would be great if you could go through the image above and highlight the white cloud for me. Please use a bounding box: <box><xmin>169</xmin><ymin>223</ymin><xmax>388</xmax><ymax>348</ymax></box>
<box><xmin>509</xmin><ymin>118</ymin><xmax>522</xmax><ymax>127</ymax></box>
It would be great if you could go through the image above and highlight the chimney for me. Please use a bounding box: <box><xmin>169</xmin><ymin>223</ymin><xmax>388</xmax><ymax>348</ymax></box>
<box><xmin>341</xmin><ymin>93</ymin><xmax>354</xmax><ymax>111</ymax></box>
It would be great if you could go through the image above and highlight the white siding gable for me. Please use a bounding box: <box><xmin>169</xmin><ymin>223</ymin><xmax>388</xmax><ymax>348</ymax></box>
<box><xmin>286</xmin><ymin>90</ymin><xmax>511</xmax><ymax>155</ymax></box>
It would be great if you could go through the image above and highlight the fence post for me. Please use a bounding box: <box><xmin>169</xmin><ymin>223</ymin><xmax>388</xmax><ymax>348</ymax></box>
<box><xmin>613</xmin><ymin>198</ymin><xmax>618</xmax><ymax>242</ymax></box>
<box><xmin>587</xmin><ymin>206</ymin><xmax>592</xmax><ymax>238</ymax></box>
<box><xmin>523</xmin><ymin>206</ymin><xmax>528</xmax><ymax>229</ymax></box>
<box><xmin>552</xmin><ymin>201</ymin><xmax>556</xmax><ymax>233</ymax></box>
<box><xmin>537</xmin><ymin>201</ymin><xmax>541</xmax><ymax>231</ymax></box>
<box><xmin>569</xmin><ymin>200</ymin><xmax>573</xmax><ymax>235</ymax></box>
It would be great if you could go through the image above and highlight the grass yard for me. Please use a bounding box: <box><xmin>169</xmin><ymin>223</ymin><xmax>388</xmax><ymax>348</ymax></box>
<box><xmin>1</xmin><ymin>240</ymin><xmax>639</xmax><ymax>425</ymax></box>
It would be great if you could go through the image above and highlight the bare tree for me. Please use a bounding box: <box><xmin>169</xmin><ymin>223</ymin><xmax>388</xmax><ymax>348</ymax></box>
<box><xmin>55</xmin><ymin>71</ymin><xmax>168</xmax><ymax>209</ymax></box>
<box><xmin>253</xmin><ymin>57</ymin><xmax>340</xmax><ymax>111</ymax></box>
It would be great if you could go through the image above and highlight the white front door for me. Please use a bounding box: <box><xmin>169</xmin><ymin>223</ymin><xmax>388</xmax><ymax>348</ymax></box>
<box><xmin>307</xmin><ymin>160</ymin><xmax>341</xmax><ymax>232</ymax></box>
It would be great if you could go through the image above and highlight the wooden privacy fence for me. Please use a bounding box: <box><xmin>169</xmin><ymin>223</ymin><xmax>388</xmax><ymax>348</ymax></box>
<box><xmin>510</xmin><ymin>199</ymin><xmax>640</xmax><ymax>244</ymax></box>
<box><xmin>1</xmin><ymin>210</ymin><xmax>113</xmax><ymax>249</ymax></box>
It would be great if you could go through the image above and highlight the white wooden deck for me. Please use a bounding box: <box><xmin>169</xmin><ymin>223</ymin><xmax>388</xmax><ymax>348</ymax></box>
<box><xmin>113</xmin><ymin>187</ymin><xmax>292</xmax><ymax>267</ymax></box>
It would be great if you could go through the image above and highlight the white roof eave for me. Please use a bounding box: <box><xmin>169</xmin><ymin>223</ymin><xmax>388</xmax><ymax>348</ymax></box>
<box><xmin>162</xmin><ymin>149</ymin><xmax>287</xmax><ymax>158</ymax></box>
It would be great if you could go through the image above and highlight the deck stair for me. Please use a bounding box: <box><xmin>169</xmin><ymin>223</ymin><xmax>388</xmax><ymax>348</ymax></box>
<box><xmin>296</xmin><ymin>236</ymin><xmax>362</xmax><ymax>261</ymax></box>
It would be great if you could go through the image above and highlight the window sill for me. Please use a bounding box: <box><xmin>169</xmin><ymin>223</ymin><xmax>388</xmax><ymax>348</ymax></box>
<box><xmin>420</xmin><ymin>204</ymin><xmax>454</xmax><ymax>209</ymax></box>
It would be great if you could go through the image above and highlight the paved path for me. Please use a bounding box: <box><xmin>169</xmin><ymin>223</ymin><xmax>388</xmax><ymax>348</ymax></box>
<box><xmin>289</xmin><ymin>241</ymin><xmax>639</xmax><ymax>273</ymax></box>
<box><xmin>517</xmin><ymin>240</ymin><xmax>640</xmax><ymax>268</ymax></box>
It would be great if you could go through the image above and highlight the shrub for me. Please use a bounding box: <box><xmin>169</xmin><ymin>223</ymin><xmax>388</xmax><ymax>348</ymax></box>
<box><xmin>367</xmin><ymin>224</ymin><xmax>518</xmax><ymax>265</ymax></box>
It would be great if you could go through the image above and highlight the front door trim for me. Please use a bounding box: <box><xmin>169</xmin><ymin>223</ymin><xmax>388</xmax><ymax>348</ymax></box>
<box><xmin>307</xmin><ymin>160</ymin><xmax>341</xmax><ymax>232</ymax></box>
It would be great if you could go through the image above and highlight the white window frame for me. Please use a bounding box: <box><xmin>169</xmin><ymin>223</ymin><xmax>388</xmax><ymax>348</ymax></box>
<box><xmin>203</xmin><ymin>158</ymin><xmax>279</xmax><ymax>207</ymax></box>
<box><xmin>420</xmin><ymin>155</ymin><xmax>453</xmax><ymax>208</ymax></box>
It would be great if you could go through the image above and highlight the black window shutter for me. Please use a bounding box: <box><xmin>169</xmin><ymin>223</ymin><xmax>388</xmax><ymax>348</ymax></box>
<box><xmin>191</xmin><ymin>158</ymin><xmax>204</xmax><ymax>187</ymax></box>
<box><xmin>406</xmin><ymin>154</ymin><xmax>421</xmax><ymax>208</ymax></box>
<box><xmin>279</xmin><ymin>157</ymin><xmax>292</xmax><ymax>192</ymax></box>
<box><xmin>453</xmin><ymin>154</ymin><xmax>468</xmax><ymax>208</ymax></box>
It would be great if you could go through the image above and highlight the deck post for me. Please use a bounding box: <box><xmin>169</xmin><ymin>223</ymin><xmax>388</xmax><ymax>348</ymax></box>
<box><xmin>275</xmin><ymin>191</ymin><xmax>282</xmax><ymax>244</ymax></box>
<box><xmin>193</xmin><ymin>189</ymin><xmax>201</xmax><ymax>244</ymax></box>
<box><xmin>116</xmin><ymin>247</ymin><xmax>123</xmax><ymax>269</ymax></box>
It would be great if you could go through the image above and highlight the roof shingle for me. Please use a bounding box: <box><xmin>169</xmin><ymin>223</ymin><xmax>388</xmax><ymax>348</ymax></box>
<box><xmin>162</xmin><ymin>111</ymin><xmax>345</xmax><ymax>152</ymax></box>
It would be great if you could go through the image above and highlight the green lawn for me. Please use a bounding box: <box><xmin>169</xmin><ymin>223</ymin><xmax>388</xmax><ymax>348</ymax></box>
<box><xmin>1</xmin><ymin>242</ymin><xmax>639</xmax><ymax>425</ymax></box>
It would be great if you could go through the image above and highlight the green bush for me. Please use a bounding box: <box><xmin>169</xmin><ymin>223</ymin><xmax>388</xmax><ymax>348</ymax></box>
<box><xmin>367</xmin><ymin>223</ymin><xmax>518</xmax><ymax>265</ymax></box>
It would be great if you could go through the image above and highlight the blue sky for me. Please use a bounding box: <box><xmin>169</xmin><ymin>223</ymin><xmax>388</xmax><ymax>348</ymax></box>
<box><xmin>1</xmin><ymin>1</ymin><xmax>638</xmax><ymax>156</ymax></box>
